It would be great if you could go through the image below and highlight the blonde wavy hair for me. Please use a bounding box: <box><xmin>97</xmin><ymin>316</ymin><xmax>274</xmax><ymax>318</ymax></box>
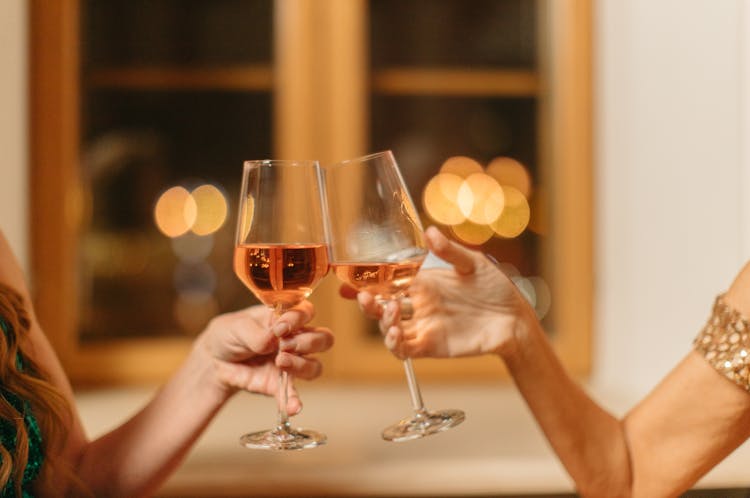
<box><xmin>0</xmin><ymin>283</ymin><xmax>89</xmax><ymax>497</ymax></box>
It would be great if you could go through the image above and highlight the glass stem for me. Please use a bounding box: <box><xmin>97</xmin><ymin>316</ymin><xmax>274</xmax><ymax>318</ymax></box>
<box><xmin>272</xmin><ymin>304</ymin><xmax>290</xmax><ymax>432</ymax></box>
<box><xmin>383</xmin><ymin>298</ymin><xmax>428</xmax><ymax>417</ymax></box>
<box><xmin>277</xmin><ymin>370</ymin><xmax>290</xmax><ymax>430</ymax></box>
<box><xmin>403</xmin><ymin>359</ymin><xmax>427</xmax><ymax>416</ymax></box>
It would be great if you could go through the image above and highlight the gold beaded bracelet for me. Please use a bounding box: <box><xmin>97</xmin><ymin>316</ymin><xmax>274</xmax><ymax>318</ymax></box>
<box><xmin>693</xmin><ymin>294</ymin><xmax>750</xmax><ymax>391</ymax></box>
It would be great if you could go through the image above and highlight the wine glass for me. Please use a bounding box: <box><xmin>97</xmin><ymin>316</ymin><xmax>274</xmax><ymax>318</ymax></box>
<box><xmin>325</xmin><ymin>150</ymin><xmax>465</xmax><ymax>442</ymax></box>
<box><xmin>233</xmin><ymin>159</ymin><xmax>329</xmax><ymax>450</ymax></box>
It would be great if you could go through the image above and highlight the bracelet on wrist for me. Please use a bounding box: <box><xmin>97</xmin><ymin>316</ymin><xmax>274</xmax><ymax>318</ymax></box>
<box><xmin>694</xmin><ymin>294</ymin><xmax>750</xmax><ymax>391</ymax></box>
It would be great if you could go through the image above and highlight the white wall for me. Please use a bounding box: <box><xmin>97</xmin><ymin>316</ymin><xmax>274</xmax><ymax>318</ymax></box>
<box><xmin>0</xmin><ymin>0</ymin><xmax>28</xmax><ymax>274</ymax></box>
<box><xmin>0</xmin><ymin>0</ymin><xmax>748</xmax><ymax>401</ymax></box>
<box><xmin>594</xmin><ymin>0</ymin><xmax>746</xmax><ymax>398</ymax></box>
<box><xmin>744</xmin><ymin>1</ymin><xmax>750</xmax><ymax>258</ymax></box>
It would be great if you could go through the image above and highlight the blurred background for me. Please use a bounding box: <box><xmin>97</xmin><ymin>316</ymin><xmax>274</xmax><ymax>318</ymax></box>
<box><xmin>1</xmin><ymin>0</ymin><xmax>749</xmax><ymax>496</ymax></box>
<box><xmin>16</xmin><ymin>0</ymin><xmax>594</xmax><ymax>384</ymax></box>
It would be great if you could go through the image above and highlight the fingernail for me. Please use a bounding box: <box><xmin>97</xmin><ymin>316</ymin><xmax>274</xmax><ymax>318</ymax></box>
<box><xmin>277</xmin><ymin>354</ymin><xmax>292</xmax><ymax>367</ymax></box>
<box><xmin>272</xmin><ymin>322</ymin><xmax>290</xmax><ymax>337</ymax></box>
<box><xmin>384</xmin><ymin>335</ymin><xmax>394</xmax><ymax>350</ymax></box>
<box><xmin>279</xmin><ymin>339</ymin><xmax>296</xmax><ymax>352</ymax></box>
<box><xmin>294</xmin><ymin>404</ymin><xmax>303</xmax><ymax>415</ymax></box>
<box><xmin>384</xmin><ymin>302</ymin><xmax>397</xmax><ymax>321</ymax></box>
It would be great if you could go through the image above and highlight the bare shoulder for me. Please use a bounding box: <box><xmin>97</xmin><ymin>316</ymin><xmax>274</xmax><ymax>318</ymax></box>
<box><xmin>0</xmin><ymin>229</ymin><xmax>69</xmax><ymax>385</ymax></box>
<box><xmin>0</xmin><ymin>229</ymin><xmax>58</xmax><ymax>360</ymax></box>
<box><xmin>0</xmin><ymin>229</ymin><xmax>32</xmax><ymax>299</ymax></box>
<box><xmin>0</xmin><ymin>229</ymin><xmax>89</xmax><ymax>454</ymax></box>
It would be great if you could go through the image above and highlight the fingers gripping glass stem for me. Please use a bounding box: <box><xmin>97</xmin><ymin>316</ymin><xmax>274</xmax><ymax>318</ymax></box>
<box><xmin>399</xmin><ymin>297</ymin><xmax>415</xmax><ymax>321</ymax></box>
<box><xmin>239</xmin><ymin>309</ymin><xmax>326</xmax><ymax>450</ymax></box>
<box><xmin>380</xmin><ymin>299</ymin><xmax>466</xmax><ymax>442</ymax></box>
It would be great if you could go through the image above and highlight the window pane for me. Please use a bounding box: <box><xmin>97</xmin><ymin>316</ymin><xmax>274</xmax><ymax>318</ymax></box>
<box><xmin>370</xmin><ymin>0</ymin><xmax>536</xmax><ymax>69</ymax></box>
<box><xmin>79</xmin><ymin>0</ymin><xmax>274</xmax><ymax>342</ymax></box>
<box><xmin>84</xmin><ymin>0</ymin><xmax>273</xmax><ymax>66</ymax></box>
<box><xmin>80</xmin><ymin>91</ymin><xmax>270</xmax><ymax>341</ymax></box>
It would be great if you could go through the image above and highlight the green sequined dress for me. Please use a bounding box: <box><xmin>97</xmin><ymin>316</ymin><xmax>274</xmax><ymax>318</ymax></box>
<box><xmin>0</xmin><ymin>317</ymin><xmax>43</xmax><ymax>498</ymax></box>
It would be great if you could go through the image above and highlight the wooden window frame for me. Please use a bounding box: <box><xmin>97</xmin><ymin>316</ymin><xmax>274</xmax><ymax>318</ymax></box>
<box><xmin>30</xmin><ymin>0</ymin><xmax>592</xmax><ymax>385</ymax></box>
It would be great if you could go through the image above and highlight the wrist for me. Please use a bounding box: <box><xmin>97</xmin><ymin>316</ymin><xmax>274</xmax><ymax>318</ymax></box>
<box><xmin>494</xmin><ymin>301</ymin><xmax>539</xmax><ymax>363</ymax></box>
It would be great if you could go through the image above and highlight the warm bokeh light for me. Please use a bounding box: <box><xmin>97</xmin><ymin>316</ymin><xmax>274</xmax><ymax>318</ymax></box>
<box><xmin>439</xmin><ymin>156</ymin><xmax>484</xmax><ymax>179</ymax></box>
<box><xmin>486</xmin><ymin>156</ymin><xmax>532</xmax><ymax>198</ymax></box>
<box><xmin>457</xmin><ymin>173</ymin><xmax>505</xmax><ymax>225</ymax></box>
<box><xmin>154</xmin><ymin>186</ymin><xmax>197</xmax><ymax>238</ymax></box>
<box><xmin>423</xmin><ymin>173</ymin><xmax>466</xmax><ymax>225</ymax></box>
<box><xmin>483</xmin><ymin>183</ymin><xmax>506</xmax><ymax>225</ymax></box>
<box><xmin>490</xmin><ymin>186</ymin><xmax>530</xmax><ymax>238</ymax></box>
<box><xmin>458</xmin><ymin>173</ymin><xmax>505</xmax><ymax>225</ymax></box>
<box><xmin>451</xmin><ymin>220</ymin><xmax>494</xmax><ymax>245</ymax></box>
<box><xmin>190</xmin><ymin>184</ymin><xmax>228</xmax><ymax>235</ymax></box>
<box><xmin>456</xmin><ymin>182</ymin><xmax>473</xmax><ymax>219</ymax></box>
<box><xmin>423</xmin><ymin>155</ymin><xmax>536</xmax><ymax>245</ymax></box>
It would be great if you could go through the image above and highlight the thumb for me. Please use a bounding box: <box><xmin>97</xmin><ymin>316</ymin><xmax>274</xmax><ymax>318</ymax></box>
<box><xmin>424</xmin><ymin>226</ymin><xmax>477</xmax><ymax>275</ymax></box>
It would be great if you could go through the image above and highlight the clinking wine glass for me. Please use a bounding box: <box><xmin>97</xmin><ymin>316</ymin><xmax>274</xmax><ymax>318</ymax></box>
<box><xmin>326</xmin><ymin>150</ymin><xmax>465</xmax><ymax>442</ymax></box>
<box><xmin>233</xmin><ymin>159</ymin><xmax>329</xmax><ymax>450</ymax></box>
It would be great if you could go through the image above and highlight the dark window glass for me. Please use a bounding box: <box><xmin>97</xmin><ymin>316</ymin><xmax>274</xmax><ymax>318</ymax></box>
<box><xmin>370</xmin><ymin>0</ymin><xmax>536</xmax><ymax>69</ymax></box>
<box><xmin>84</xmin><ymin>0</ymin><xmax>273</xmax><ymax>66</ymax></box>
<box><xmin>79</xmin><ymin>1</ymin><xmax>273</xmax><ymax>341</ymax></box>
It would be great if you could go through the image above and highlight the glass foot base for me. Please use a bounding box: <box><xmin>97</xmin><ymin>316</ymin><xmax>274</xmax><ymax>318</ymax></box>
<box><xmin>239</xmin><ymin>426</ymin><xmax>326</xmax><ymax>451</ymax></box>
<box><xmin>381</xmin><ymin>408</ymin><xmax>465</xmax><ymax>442</ymax></box>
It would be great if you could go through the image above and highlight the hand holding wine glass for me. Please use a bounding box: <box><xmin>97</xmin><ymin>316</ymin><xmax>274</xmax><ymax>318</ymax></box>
<box><xmin>196</xmin><ymin>300</ymin><xmax>333</xmax><ymax>413</ymax></box>
<box><xmin>233</xmin><ymin>159</ymin><xmax>330</xmax><ymax>450</ymax></box>
<box><xmin>349</xmin><ymin>225</ymin><xmax>526</xmax><ymax>360</ymax></box>
<box><xmin>326</xmin><ymin>151</ymin><xmax>465</xmax><ymax>442</ymax></box>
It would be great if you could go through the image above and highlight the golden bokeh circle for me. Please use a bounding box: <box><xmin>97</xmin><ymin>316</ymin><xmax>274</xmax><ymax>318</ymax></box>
<box><xmin>423</xmin><ymin>173</ymin><xmax>466</xmax><ymax>225</ymax></box>
<box><xmin>457</xmin><ymin>173</ymin><xmax>505</xmax><ymax>224</ymax></box>
<box><xmin>486</xmin><ymin>157</ymin><xmax>532</xmax><ymax>198</ymax></box>
<box><xmin>450</xmin><ymin>220</ymin><xmax>495</xmax><ymax>245</ymax></box>
<box><xmin>154</xmin><ymin>186</ymin><xmax>197</xmax><ymax>238</ymax></box>
<box><xmin>439</xmin><ymin>156</ymin><xmax>484</xmax><ymax>179</ymax></box>
<box><xmin>490</xmin><ymin>186</ymin><xmax>530</xmax><ymax>238</ymax></box>
<box><xmin>483</xmin><ymin>185</ymin><xmax>506</xmax><ymax>225</ymax></box>
<box><xmin>190</xmin><ymin>184</ymin><xmax>228</xmax><ymax>236</ymax></box>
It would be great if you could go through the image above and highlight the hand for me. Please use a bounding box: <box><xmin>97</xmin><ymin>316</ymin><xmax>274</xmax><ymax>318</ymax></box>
<box><xmin>195</xmin><ymin>300</ymin><xmax>333</xmax><ymax>414</ymax></box>
<box><xmin>342</xmin><ymin>226</ymin><xmax>535</xmax><ymax>360</ymax></box>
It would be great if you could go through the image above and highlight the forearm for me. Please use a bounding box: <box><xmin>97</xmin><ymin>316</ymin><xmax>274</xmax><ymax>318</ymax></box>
<box><xmin>502</xmin><ymin>309</ymin><xmax>632</xmax><ymax>497</ymax></box>
<box><xmin>75</xmin><ymin>343</ymin><xmax>229</xmax><ymax>497</ymax></box>
<box><xmin>503</xmin><ymin>306</ymin><xmax>750</xmax><ymax>497</ymax></box>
